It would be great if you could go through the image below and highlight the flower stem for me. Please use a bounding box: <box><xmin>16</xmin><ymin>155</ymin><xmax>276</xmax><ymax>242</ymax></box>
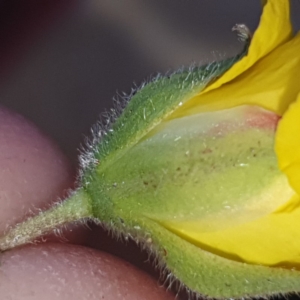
<box><xmin>0</xmin><ymin>189</ymin><xmax>92</xmax><ymax>251</ymax></box>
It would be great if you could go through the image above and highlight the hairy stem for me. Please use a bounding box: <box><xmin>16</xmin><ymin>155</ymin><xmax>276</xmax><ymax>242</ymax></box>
<box><xmin>0</xmin><ymin>189</ymin><xmax>92</xmax><ymax>251</ymax></box>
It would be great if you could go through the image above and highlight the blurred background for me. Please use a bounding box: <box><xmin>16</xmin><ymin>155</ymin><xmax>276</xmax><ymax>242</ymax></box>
<box><xmin>1</xmin><ymin>0</ymin><xmax>300</xmax><ymax>164</ymax></box>
<box><xmin>0</xmin><ymin>1</ymin><xmax>300</xmax><ymax>298</ymax></box>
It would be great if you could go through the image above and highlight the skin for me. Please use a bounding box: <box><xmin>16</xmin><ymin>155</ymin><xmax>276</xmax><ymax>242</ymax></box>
<box><xmin>0</xmin><ymin>105</ymin><xmax>174</xmax><ymax>300</ymax></box>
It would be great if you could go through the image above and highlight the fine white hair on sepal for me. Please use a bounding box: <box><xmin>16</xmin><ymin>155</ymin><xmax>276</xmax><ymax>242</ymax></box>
<box><xmin>77</xmin><ymin>58</ymin><xmax>239</xmax><ymax>182</ymax></box>
<box><xmin>77</xmin><ymin>70</ymin><xmax>168</xmax><ymax>178</ymax></box>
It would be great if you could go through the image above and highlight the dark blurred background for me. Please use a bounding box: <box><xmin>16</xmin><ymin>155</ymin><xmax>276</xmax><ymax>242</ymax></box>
<box><xmin>1</xmin><ymin>0</ymin><xmax>299</xmax><ymax>165</ymax></box>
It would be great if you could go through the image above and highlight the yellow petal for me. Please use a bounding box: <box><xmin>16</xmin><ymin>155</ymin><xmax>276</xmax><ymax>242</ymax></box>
<box><xmin>204</xmin><ymin>0</ymin><xmax>292</xmax><ymax>94</ymax></box>
<box><xmin>160</xmin><ymin>194</ymin><xmax>300</xmax><ymax>266</ymax></box>
<box><xmin>170</xmin><ymin>33</ymin><xmax>300</xmax><ymax>119</ymax></box>
<box><xmin>276</xmin><ymin>93</ymin><xmax>300</xmax><ymax>194</ymax></box>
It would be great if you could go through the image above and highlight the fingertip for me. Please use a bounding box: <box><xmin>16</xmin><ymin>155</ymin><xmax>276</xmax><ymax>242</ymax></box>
<box><xmin>0</xmin><ymin>243</ymin><xmax>174</xmax><ymax>300</ymax></box>
<box><xmin>0</xmin><ymin>106</ymin><xmax>73</xmax><ymax>232</ymax></box>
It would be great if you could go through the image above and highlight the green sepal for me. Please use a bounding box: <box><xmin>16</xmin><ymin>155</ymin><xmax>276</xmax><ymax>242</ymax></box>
<box><xmin>143</xmin><ymin>220</ymin><xmax>300</xmax><ymax>299</ymax></box>
<box><xmin>82</xmin><ymin>55</ymin><xmax>246</xmax><ymax>221</ymax></box>
<box><xmin>88</xmin><ymin>56</ymin><xmax>244</xmax><ymax>169</ymax></box>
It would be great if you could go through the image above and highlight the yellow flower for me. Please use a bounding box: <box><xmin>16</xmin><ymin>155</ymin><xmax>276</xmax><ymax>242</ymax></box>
<box><xmin>158</xmin><ymin>0</ymin><xmax>300</xmax><ymax>268</ymax></box>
